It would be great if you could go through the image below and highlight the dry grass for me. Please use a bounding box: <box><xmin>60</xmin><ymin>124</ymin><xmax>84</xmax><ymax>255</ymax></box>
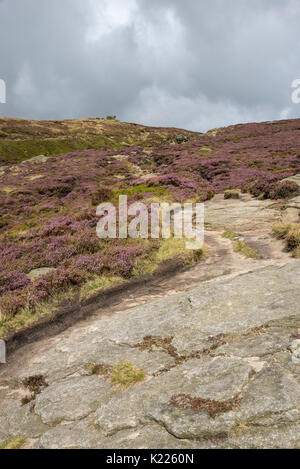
<box><xmin>0</xmin><ymin>275</ymin><xmax>123</xmax><ymax>338</ymax></box>
<box><xmin>111</xmin><ymin>362</ymin><xmax>145</xmax><ymax>389</ymax></box>
<box><xmin>156</xmin><ymin>237</ymin><xmax>207</xmax><ymax>264</ymax></box>
<box><xmin>233</xmin><ymin>240</ymin><xmax>263</xmax><ymax>259</ymax></box>
<box><xmin>224</xmin><ymin>189</ymin><xmax>241</xmax><ymax>199</ymax></box>
<box><xmin>89</xmin><ymin>361</ymin><xmax>145</xmax><ymax>389</ymax></box>
<box><xmin>222</xmin><ymin>230</ymin><xmax>238</xmax><ymax>240</ymax></box>
<box><xmin>0</xmin><ymin>438</ymin><xmax>26</xmax><ymax>450</ymax></box>
<box><xmin>272</xmin><ymin>223</ymin><xmax>294</xmax><ymax>239</ymax></box>
<box><xmin>272</xmin><ymin>222</ymin><xmax>300</xmax><ymax>255</ymax></box>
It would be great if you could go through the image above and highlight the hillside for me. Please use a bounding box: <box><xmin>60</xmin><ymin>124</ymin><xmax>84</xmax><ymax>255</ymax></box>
<box><xmin>0</xmin><ymin>117</ymin><xmax>300</xmax><ymax>337</ymax></box>
<box><xmin>0</xmin><ymin>117</ymin><xmax>199</xmax><ymax>164</ymax></box>
<box><xmin>1</xmin><ymin>117</ymin><xmax>300</xmax><ymax>449</ymax></box>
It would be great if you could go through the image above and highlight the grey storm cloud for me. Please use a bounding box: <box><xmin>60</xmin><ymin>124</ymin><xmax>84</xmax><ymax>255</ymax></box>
<box><xmin>0</xmin><ymin>0</ymin><xmax>300</xmax><ymax>131</ymax></box>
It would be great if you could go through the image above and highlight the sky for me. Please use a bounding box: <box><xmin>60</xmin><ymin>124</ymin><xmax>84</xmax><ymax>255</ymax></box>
<box><xmin>0</xmin><ymin>0</ymin><xmax>300</xmax><ymax>132</ymax></box>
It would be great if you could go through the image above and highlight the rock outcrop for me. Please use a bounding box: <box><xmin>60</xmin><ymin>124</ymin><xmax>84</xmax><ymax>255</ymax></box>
<box><xmin>1</xmin><ymin>260</ymin><xmax>300</xmax><ymax>449</ymax></box>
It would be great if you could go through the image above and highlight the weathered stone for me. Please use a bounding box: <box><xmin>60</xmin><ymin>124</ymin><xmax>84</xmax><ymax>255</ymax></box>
<box><xmin>98</xmin><ymin>424</ymin><xmax>199</xmax><ymax>449</ymax></box>
<box><xmin>19</xmin><ymin>338</ymin><xmax>174</xmax><ymax>385</ymax></box>
<box><xmin>148</xmin><ymin>403</ymin><xmax>237</xmax><ymax>439</ymax></box>
<box><xmin>286</xmin><ymin>195</ymin><xmax>300</xmax><ymax>209</ymax></box>
<box><xmin>205</xmin><ymin>196</ymin><xmax>280</xmax><ymax>230</ymax></box>
<box><xmin>215</xmin><ymin>330</ymin><xmax>292</xmax><ymax>358</ymax></box>
<box><xmin>95</xmin><ymin>356</ymin><xmax>252</xmax><ymax>438</ymax></box>
<box><xmin>236</xmin><ymin>366</ymin><xmax>300</xmax><ymax>426</ymax></box>
<box><xmin>27</xmin><ymin>267</ymin><xmax>56</xmax><ymax>281</ymax></box>
<box><xmin>22</xmin><ymin>155</ymin><xmax>49</xmax><ymax>164</ymax></box>
<box><xmin>1</xmin><ymin>259</ymin><xmax>300</xmax><ymax>448</ymax></box>
<box><xmin>188</xmin><ymin>262</ymin><xmax>300</xmax><ymax>335</ymax></box>
<box><xmin>0</xmin><ymin>399</ymin><xmax>48</xmax><ymax>438</ymax></box>
<box><xmin>38</xmin><ymin>418</ymin><xmax>102</xmax><ymax>449</ymax></box>
<box><xmin>291</xmin><ymin>339</ymin><xmax>300</xmax><ymax>364</ymax></box>
<box><xmin>35</xmin><ymin>376</ymin><xmax>113</xmax><ymax>425</ymax></box>
<box><xmin>223</xmin><ymin>422</ymin><xmax>300</xmax><ymax>449</ymax></box>
<box><xmin>282</xmin><ymin>207</ymin><xmax>299</xmax><ymax>223</ymax></box>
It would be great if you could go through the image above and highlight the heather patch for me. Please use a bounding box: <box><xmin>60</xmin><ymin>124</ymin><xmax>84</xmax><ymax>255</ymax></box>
<box><xmin>0</xmin><ymin>118</ymin><xmax>299</xmax><ymax>332</ymax></box>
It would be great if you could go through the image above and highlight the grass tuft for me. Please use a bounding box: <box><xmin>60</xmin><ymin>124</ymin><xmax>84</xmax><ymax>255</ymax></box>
<box><xmin>111</xmin><ymin>362</ymin><xmax>145</xmax><ymax>389</ymax></box>
<box><xmin>233</xmin><ymin>240</ymin><xmax>263</xmax><ymax>259</ymax></box>
<box><xmin>272</xmin><ymin>222</ymin><xmax>300</xmax><ymax>255</ymax></box>
<box><xmin>0</xmin><ymin>438</ymin><xmax>26</xmax><ymax>450</ymax></box>
<box><xmin>222</xmin><ymin>230</ymin><xmax>238</xmax><ymax>240</ymax></box>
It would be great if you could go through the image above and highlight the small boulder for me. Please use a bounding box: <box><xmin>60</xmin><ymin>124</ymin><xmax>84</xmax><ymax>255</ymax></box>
<box><xmin>27</xmin><ymin>267</ymin><xmax>56</xmax><ymax>281</ymax></box>
<box><xmin>22</xmin><ymin>155</ymin><xmax>49</xmax><ymax>164</ymax></box>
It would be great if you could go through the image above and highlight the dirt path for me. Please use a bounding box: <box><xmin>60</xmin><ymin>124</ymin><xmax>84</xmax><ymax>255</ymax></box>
<box><xmin>0</xmin><ymin>194</ymin><xmax>292</xmax><ymax>377</ymax></box>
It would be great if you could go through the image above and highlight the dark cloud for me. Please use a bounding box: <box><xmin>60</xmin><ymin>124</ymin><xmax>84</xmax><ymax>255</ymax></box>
<box><xmin>0</xmin><ymin>0</ymin><xmax>300</xmax><ymax>131</ymax></box>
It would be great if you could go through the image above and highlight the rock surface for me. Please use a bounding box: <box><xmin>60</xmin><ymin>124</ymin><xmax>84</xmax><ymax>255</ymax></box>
<box><xmin>27</xmin><ymin>267</ymin><xmax>56</xmax><ymax>281</ymax></box>
<box><xmin>205</xmin><ymin>194</ymin><xmax>281</xmax><ymax>230</ymax></box>
<box><xmin>282</xmin><ymin>174</ymin><xmax>300</xmax><ymax>188</ymax></box>
<box><xmin>0</xmin><ymin>194</ymin><xmax>299</xmax><ymax>449</ymax></box>
<box><xmin>1</xmin><ymin>260</ymin><xmax>300</xmax><ymax>449</ymax></box>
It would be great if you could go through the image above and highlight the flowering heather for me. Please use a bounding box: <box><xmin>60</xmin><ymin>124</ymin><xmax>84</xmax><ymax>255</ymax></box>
<box><xmin>0</xmin><ymin>117</ymin><xmax>300</xmax><ymax>320</ymax></box>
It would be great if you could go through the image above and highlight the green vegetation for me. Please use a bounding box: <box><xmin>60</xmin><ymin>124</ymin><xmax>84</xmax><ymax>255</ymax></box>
<box><xmin>233</xmin><ymin>240</ymin><xmax>263</xmax><ymax>259</ymax></box>
<box><xmin>0</xmin><ymin>136</ymin><xmax>108</xmax><ymax>162</ymax></box>
<box><xmin>89</xmin><ymin>361</ymin><xmax>145</xmax><ymax>389</ymax></box>
<box><xmin>293</xmin><ymin>246</ymin><xmax>300</xmax><ymax>258</ymax></box>
<box><xmin>111</xmin><ymin>362</ymin><xmax>145</xmax><ymax>388</ymax></box>
<box><xmin>271</xmin><ymin>223</ymin><xmax>293</xmax><ymax>239</ymax></box>
<box><xmin>0</xmin><ymin>438</ymin><xmax>26</xmax><ymax>450</ymax></box>
<box><xmin>0</xmin><ymin>275</ymin><xmax>123</xmax><ymax>338</ymax></box>
<box><xmin>0</xmin><ymin>118</ymin><xmax>198</xmax><ymax>163</ymax></box>
<box><xmin>222</xmin><ymin>230</ymin><xmax>238</xmax><ymax>240</ymax></box>
<box><xmin>272</xmin><ymin>223</ymin><xmax>300</xmax><ymax>255</ymax></box>
<box><xmin>222</xmin><ymin>230</ymin><xmax>263</xmax><ymax>259</ymax></box>
<box><xmin>112</xmin><ymin>184</ymin><xmax>168</xmax><ymax>201</ymax></box>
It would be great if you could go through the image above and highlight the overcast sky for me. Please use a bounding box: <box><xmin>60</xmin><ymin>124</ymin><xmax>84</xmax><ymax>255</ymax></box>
<box><xmin>0</xmin><ymin>0</ymin><xmax>300</xmax><ymax>131</ymax></box>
